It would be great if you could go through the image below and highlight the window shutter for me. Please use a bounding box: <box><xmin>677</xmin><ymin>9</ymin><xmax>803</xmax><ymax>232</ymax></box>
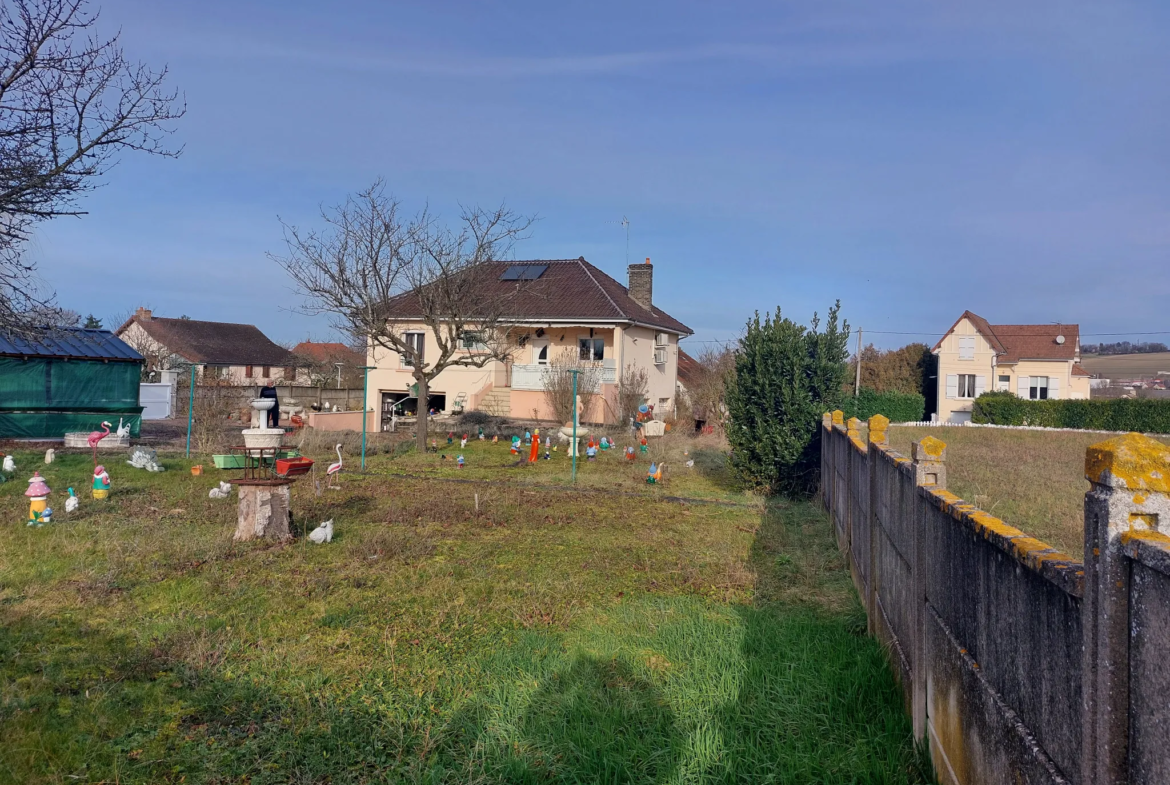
<box><xmin>1048</xmin><ymin>376</ymin><xmax>1060</xmax><ymax>399</ymax></box>
<box><xmin>1018</xmin><ymin>376</ymin><xmax>1029</xmax><ymax>398</ymax></box>
<box><xmin>946</xmin><ymin>375</ymin><xmax>958</xmax><ymax>399</ymax></box>
<box><xmin>974</xmin><ymin>376</ymin><xmax>986</xmax><ymax>397</ymax></box>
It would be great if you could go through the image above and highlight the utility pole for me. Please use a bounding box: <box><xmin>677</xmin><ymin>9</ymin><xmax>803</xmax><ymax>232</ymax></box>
<box><xmin>854</xmin><ymin>329</ymin><xmax>863</xmax><ymax>397</ymax></box>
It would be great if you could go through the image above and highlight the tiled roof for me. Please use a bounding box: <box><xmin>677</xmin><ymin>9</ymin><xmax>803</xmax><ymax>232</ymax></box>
<box><xmin>677</xmin><ymin>349</ymin><xmax>701</xmax><ymax>388</ymax></box>
<box><xmin>292</xmin><ymin>341</ymin><xmax>364</xmax><ymax>366</ymax></box>
<box><xmin>991</xmin><ymin>323</ymin><xmax>1080</xmax><ymax>363</ymax></box>
<box><xmin>0</xmin><ymin>327</ymin><xmax>142</xmax><ymax>361</ymax></box>
<box><xmin>124</xmin><ymin>317</ymin><xmax>294</xmax><ymax>366</ymax></box>
<box><xmin>1072</xmin><ymin>363</ymin><xmax>1091</xmax><ymax>377</ymax></box>
<box><xmin>934</xmin><ymin>310</ymin><xmax>1079</xmax><ymax>363</ymax></box>
<box><xmin>379</xmin><ymin>258</ymin><xmax>692</xmax><ymax>335</ymax></box>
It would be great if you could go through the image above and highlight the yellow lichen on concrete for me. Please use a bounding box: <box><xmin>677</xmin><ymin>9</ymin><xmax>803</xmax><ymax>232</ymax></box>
<box><xmin>868</xmin><ymin>414</ymin><xmax>889</xmax><ymax>433</ymax></box>
<box><xmin>846</xmin><ymin>417</ymin><xmax>861</xmax><ymax>432</ymax></box>
<box><xmin>918</xmin><ymin>436</ymin><xmax>946</xmax><ymax>459</ymax></box>
<box><xmin>1085</xmin><ymin>433</ymin><xmax>1170</xmax><ymax>492</ymax></box>
<box><xmin>831</xmin><ymin>410</ymin><xmax>844</xmax><ymax>425</ymax></box>
<box><xmin>968</xmin><ymin>510</ymin><xmax>1025</xmax><ymax>541</ymax></box>
<box><xmin>1121</xmin><ymin>529</ymin><xmax>1170</xmax><ymax>551</ymax></box>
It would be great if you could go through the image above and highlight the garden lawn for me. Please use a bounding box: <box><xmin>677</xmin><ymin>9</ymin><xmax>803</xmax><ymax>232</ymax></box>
<box><xmin>0</xmin><ymin>440</ymin><xmax>931</xmax><ymax>784</ymax></box>
<box><xmin>890</xmin><ymin>425</ymin><xmax>1170</xmax><ymax>559</ymax></box>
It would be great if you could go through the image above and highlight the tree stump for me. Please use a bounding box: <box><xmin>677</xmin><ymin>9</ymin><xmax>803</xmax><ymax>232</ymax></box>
<box><xmin>234</xmin><ymin>481</ymin><xmax>293</xmax><ymax>542</ymax></box>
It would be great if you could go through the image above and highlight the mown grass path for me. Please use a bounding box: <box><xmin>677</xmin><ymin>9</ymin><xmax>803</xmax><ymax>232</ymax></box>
<box><xmin>0</xmin><ymin>439</ymin><xmax>931</xmax><ymax>784</ymax></box>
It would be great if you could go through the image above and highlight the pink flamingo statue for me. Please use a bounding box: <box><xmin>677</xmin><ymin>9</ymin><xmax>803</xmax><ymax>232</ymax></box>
<box><xmin>87</xmin><ymin>421</ymin><xmax>112</xmax><ymax>467</ymax></box>
<box><xmin>326</xmin><ymin>444</ymin><xmax>343</xmax><ymax>489</ymax></box>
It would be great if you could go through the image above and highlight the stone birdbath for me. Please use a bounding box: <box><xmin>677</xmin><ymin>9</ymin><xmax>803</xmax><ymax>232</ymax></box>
<box><xmin>233</xmin><ymin>398</ymin><xmax>292</xmax><ymax>543</ymax></box>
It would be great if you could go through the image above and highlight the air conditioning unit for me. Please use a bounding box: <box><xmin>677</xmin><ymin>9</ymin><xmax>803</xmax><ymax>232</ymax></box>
<box><xmin>654</xmin><ymin>347</ymin><xmax>667</xmax><ymax>365</ymax></box>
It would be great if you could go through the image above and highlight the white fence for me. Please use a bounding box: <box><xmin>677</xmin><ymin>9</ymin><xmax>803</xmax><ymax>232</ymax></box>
<box><xmin>139</xmin><ymin>383</ymin><xmax>173</xmax><ymax>420</ymax></box>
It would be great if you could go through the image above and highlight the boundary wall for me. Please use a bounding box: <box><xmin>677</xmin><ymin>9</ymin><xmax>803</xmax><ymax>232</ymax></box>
<box><xmin>822</xmin><ymin>411</ymin><xmax>1170</xmax><ymax>784</ymax></box>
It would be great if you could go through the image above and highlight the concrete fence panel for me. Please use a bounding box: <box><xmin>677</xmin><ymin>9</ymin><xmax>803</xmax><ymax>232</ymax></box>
<box><xmin>821</xmin><ymin>418</ymin><xmax>1170</xmax><ymax>785</ymax></box>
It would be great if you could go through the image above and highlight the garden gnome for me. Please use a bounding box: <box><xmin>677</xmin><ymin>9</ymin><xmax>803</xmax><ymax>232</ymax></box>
<box><xmin>647</xmin><ymin>462</ymin><xmax>658</xmax><ymax>484</ymax></box>
<box><xmin>457</xmin><ymin>454</ymin><xmax>465</xmax><ymax>469</ymax></box>
<box><xmin>461</xmin><ymin>434</ymin><xmax>468</xmax><ymax>449</ymax></box>
<box><xmin>92</xmin><ymin>465</ymin><xmax>110</xmax><ymax>500</ymax></box>
<box><xmin>600</xmin><ymin>437</ymin><xmax>609</xmax><ymax>451</ymax></box>
<box><xmin>492</xmin><ymin>435</ymin><xmax>498</xmax><ymax>444</ymax></box>
<box><xmin>586</xmin><ymin>443</ymin><xmax>597</xmax><ymax>461</ymax></box>
<box><xmin>447</xmin><ymin>432</ymin><xmax>453</xmax><ymax>445</ymax></box>
<box><xmin>478</xmin><ymin>428</ymin><xmax>485</xmax><ymax>440</ymax></box>
<box><xmin>626</xmin><ymin>446</ymin><xmax>636</xmax><ymax>461</ymax></box>
<box><xmin>25</xmin><ymin>472</ymin><xmax>50</xmax><ymax>526</ymax></box>
<box><xmin>639</xmin><ymin>436</ymin><xmax>649</xmax><ymax>454</ymax></box>
<box><xmin>524</xmin><ymin>430</ymin><xmax>531</xmax><ymax>446</ymax></box>
<box><xmin>511</xmin><ymin>436</ymin><xmax>521</xmax><ymax>454</ymax></box>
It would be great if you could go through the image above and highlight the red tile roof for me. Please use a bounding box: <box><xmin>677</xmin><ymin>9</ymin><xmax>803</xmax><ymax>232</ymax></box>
<box><xmin>934</xmin><ymin>310</ymin><xmax>1080</xmax><ymax>363</ymax></box>
<box><xmin>379</xmin><ymin>258</ymin><xmax>692</xmax><ymax>335</ymax></box>
<box><xmin>1072</xmin><ymin>363</ymin><xmax>1091</xmax><ymax>377</ymax></box>
<box><xmin>121</xmin><ymin>316</ymin><xmax>294</xmax><ymax>366</ymax></box>
<box><xmin>292</xmin><ymin>341</ymin><xmax>364</xmax><ymax>366</ymax></box>
<box><xmin>677</xmin><ymin>349</ymin><xmax>701</xmax><ymax>388</ymax></box>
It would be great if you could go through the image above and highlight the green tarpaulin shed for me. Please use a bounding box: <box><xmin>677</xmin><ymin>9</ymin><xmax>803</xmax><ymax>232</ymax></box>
<box><xmin>0</xmin><ymin>327</ymin><xmax>144</xmax><ymax>439</ymax></box>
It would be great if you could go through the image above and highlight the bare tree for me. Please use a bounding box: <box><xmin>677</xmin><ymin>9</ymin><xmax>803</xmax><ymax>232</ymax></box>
<box><xmin>682</xmin><ymin>343</ymin><xmax>736</xmax><ymax>432</ymax></box>
<box><xmin>541</xmin><ymin>349</ymin><xmax>604</xmax><ymax>426</ymax></box>
<box><xmin>271</xmin><ymin>180</ymin><xmax>535</xmax><ymax>451</ymax></box>
<box><xmin>615</xmin><ymin>364</ymin><xmax>649</xmax><ymax>426</ymax></box>
<box><xmin>0</xmin><ymin>0</ymin><xmax>185</xmax><ymax>335</ymax></box>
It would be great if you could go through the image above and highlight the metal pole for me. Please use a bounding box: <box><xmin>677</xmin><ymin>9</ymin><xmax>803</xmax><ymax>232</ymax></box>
<box><xmin>854</xmin><ymin>328</ymin><xmax>863</xmax><ymax>397</ymax></box>
<box><xmin>571</xmin><ymin>369</ymin><xmax>578</xmax><ymax>483</ymax></box>
<box><xmin>361</xmin><ymin>366</ymin><xmax>370</xmax><ymax>471</ymax></box>
<box><xmin>186</xmin><ymin>364</ymin><xmax>195</xmax><ymax>457</ymax></box>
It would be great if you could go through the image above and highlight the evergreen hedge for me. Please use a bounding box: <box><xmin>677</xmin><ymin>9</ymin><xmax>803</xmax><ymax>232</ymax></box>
<box><xmin>842</xmin><ymin>389</ymin><xmax>926</xmax><ymax>424</ymax></box>
<box><xmin>971</xmin><ymin>391</ymin><xmax>1170</xmax><ymax>434</ymax></box>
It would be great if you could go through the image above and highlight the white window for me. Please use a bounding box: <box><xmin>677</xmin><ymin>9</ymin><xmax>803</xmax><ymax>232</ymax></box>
<box><xmin>947</xmin><ymin>374</ymin><xmax>985</xmax><ymax>399</ymax></box>
<box><xmin>958</xmin><ymin>336</ymin><xmax>975</xmax><ymax>361</ymax></box>
<box><xmin>578</xmin><ymin>337</ymin><xmax>604</xmax><ymax>361</ymax></box>
<box><xmin>533</xmin><ymin>340</ymin><xmax>549</xmax><ymax>365</ymax></box>
<box><xmin>461</xmin><ymin>331</ymin><xmax>487</xmax><ymax>351</ymax></box>
<box><xmin>402</xmin><ymin>332</ymin><xmax>425</xmax><ymax>366</ymax></box>
<box><xmin>1029</xmin><ymin>376</ymin><xmax>1049</xmax><ymax>400</ymax></box>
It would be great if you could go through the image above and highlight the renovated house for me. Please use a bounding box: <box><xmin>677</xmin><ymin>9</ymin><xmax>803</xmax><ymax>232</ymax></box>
<box><xmin>932</xmin><ymin>310</ymin><xmax>1091</xmax><ymax>423</ymax></box>
<box><xmin>117</xmin><ymin>308</ymin><xmax>298</xmax><ymax>385</ymax></box>
<box><xmin>366</xmin><ymin>257</ymin><xmax>692</xmax><ymax>428</ymax></box>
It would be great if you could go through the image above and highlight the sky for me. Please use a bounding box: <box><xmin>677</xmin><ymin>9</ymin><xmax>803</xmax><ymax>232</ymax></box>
<box><xmin>23</xmin><ymin>0</ymin><xmax>1170</xmax><ymax>350</ymax></box>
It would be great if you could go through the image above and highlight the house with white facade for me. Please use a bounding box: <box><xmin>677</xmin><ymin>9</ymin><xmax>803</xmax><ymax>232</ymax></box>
<box><xmin>931</xmin><ymin>310</ymin><xmax>1091</xmax><ymax>423</ymax></box>
<box><xmin>365</xmin><ymin>257</ymin><xmax>692</xmax><ymax>429</ymax></box>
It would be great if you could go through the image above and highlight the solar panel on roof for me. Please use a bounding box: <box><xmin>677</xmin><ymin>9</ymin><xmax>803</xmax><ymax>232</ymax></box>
<box><xmin>500</xmin><ymin>264</ymin><xmax>548</xmax><ymax>281</ymax></box>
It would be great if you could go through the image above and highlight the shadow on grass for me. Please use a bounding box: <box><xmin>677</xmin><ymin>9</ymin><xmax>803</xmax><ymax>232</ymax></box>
<box><xmin>690</xmin><ymin>447</ymin><xmax>743</xmax><ymax>494</ymax></box>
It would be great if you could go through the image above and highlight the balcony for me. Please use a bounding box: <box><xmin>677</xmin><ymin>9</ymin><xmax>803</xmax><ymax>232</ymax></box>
<box><xmin>511</xmin><ymin>359</ymin><xmax>616</xmax><ymax>391</ymax></box>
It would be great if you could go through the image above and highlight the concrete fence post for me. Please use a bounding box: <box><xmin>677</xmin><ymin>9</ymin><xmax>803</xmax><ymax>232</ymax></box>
<box><xmin>866</xmin><ymin>415</ymin><xmax>889</xmax><ymax>635</ymax></box>
<box><xmin>831</xmin><ymin>410</ymin><xmax>845</xmax><ymax>542</ymax></box>
<box><xmin>821</xmin><ymin>412</ymin><xmax>833</xmax><ymax>511</ymax></box>
<box><xmin>1082</xmin><ymin>433</ymin><xmax>1170</xmax><ymax>785</ymax></box>
<box><xmin>846</xmin><ymin>417</ymin><xmax>861</xmax><ymax>551</ymax></box>
<box><xmin>911</xmin><ymin>435</ymin><xmax>946</xmax><ymax>741</ymax></box>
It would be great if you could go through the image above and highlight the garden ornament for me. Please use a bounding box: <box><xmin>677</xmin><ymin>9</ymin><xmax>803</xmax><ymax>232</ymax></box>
<box><xmin>92</xmin><ymin>465</ymin><xmax>110</xmax><ymax>500</ymax></box>
<box><xmin>26</xmin><ymin>472</ymin><xmax>51</xmax><ymax>525</ymax></box>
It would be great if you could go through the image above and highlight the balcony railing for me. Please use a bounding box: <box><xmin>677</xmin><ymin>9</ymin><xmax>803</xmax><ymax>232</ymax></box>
<box><xmin>511</xmin><ymin>359</ymin><xmax>616</xmax><ymax>391</ymax></box>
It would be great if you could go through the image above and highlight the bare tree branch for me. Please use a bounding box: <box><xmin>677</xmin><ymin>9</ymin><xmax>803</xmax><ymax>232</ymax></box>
<box><xmin>0</xmin><ymin>0</ymin><xmax>185</xmax><ymax>335</ymax></box>
<box><xmin>270</xmin><ymin>179</ymin><xmax>535</xmax><ymax>450</ymax></box>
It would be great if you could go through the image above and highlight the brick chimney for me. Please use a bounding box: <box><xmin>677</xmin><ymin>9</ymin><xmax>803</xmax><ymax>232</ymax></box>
<box><xmin>628</xmin><ymin>257</ymin><xmax>653</xmax><ymax>310</ymax></box>
<box><xmin>135</xmin><ymin>307</ymin><xmax>152</xmax><ymax>321</ymax></box>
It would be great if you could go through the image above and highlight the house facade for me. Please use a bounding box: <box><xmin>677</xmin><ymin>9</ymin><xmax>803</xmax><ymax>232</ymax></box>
<box><xmin>365</xmin><ymin>257</ymin><xmax>692</xmax><ymax>428</ymax></box>
<box><xmin>932</xmin><ymin>310</ymin><xmax>1091</xmax><ymax>423</ymax></box>
<box><xmin>117</xmin><ymin>308</ymin><xmax>299</xmax><ymax>385</ymax></box>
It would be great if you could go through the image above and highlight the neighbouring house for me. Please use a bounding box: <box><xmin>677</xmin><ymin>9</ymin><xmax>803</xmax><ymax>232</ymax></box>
<box><xmin>116</xmin><ymin>308</ymin><xmax>298</xmax><ymax>385</ymax></box>
<box><xmin>0</xmin><ymin>327</ymin><xmax>144</xmax><ymax>438</ymax></box>
<box><xmin>931</xmin><ymin>310</ymin><xmax>1091</xmax><ymax>423</ymax></box>
<box><xmin>366</xmin><ymin>257</ymin><xmax>692</xmax><ymax>428</ymax></box>
<box><xmin>291</xmin><ymin>341</ymin><xmax>366</xmax><ymax>387</ymax></box>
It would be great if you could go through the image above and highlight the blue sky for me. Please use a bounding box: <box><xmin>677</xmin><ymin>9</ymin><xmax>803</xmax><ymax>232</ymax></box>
<box><xmin>25</xmin><ymin>0</ymin><xmax>1170</xmax><ymax>349</ymax></box>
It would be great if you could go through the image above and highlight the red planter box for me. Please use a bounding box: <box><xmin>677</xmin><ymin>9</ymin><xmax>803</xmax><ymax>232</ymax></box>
<box><xmin>275</xmin><ymin>457</ymin><xmax>314</xmax><ymax>477</ymax></box>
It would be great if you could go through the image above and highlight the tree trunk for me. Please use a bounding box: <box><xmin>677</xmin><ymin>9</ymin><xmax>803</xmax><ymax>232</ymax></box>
<box><xmin>416</xmin><ymin>373</ymin><xmax>429</xmax><ymax>453</ymax></box>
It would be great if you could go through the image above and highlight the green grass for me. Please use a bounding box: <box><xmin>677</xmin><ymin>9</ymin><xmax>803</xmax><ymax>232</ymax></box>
<box><xmin>890</xmin><ymin>425</ymin><xmax>1170</xmax><ymax>559</ymax></box>
<box><xmin>0</xmin><ymin>439</ymin><xmax>931</xmax><ymax>784</ymax></box>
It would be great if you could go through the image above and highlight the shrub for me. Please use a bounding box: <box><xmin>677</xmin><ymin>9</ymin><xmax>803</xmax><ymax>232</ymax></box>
<box><xmin>725</xmin><ymin>302</ymin><xmax>850</xmax><ymax>497</ymax></box>
<box><xmin>842</xmin><ymin>389</ymin><xmax>925</xmax><ymax>423</ymax></box>
<box><xmin>971</xmin><ymin>392</ymin><xmax>1170</xmax><ymax>434</ymax></box>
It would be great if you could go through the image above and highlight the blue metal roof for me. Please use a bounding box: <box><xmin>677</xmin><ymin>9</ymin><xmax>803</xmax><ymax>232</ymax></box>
<box><xmin>0</xmin><ymin>327</ymin><xmax>143</xmax><ymax>361</ymax></box>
